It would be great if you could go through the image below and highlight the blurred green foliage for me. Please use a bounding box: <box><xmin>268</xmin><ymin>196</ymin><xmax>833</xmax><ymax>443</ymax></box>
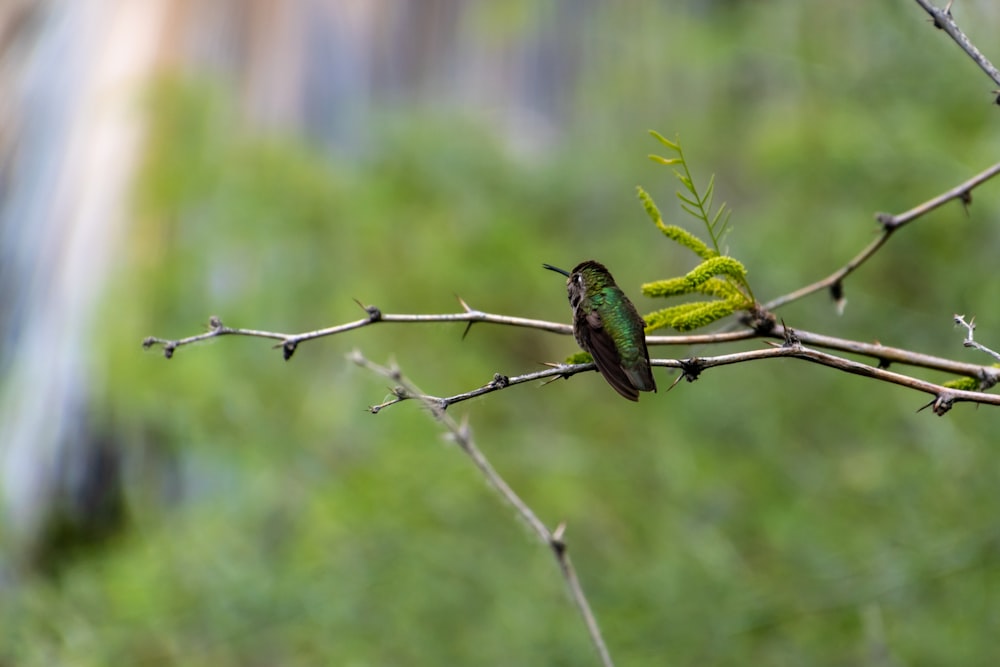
<box><xmin>6</xmin><ymin>2</ymin><xmax>1000</xmax><ymax>665</ymax></box>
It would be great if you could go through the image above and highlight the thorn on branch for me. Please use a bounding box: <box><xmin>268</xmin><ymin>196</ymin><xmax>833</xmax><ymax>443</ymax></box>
<box><xmin>928</xmin><ymin>1</ymin><xmax>952</xmax><ymax>29</ymax></box>
<box><xmin>875</xmin><ymin>211</ymin><xmax>895</xmax><ymax>229</ymax></box>
<box><xmin>918</xmin><ymin>394</ymin><xmax>954</xmax><ymax>416</ymax></box>
<box><xmin>456</xmin><ymin>296</ymin><xmax>484</xmax><ymax>340</ymax></box>
<box><xmin>550</xmin><ymin>521</ymin><xmax>567</xmax><ymax>557</ymax></box>
<box><xmin>142</xmin><ymin>336</ymin><xmax>156</xmax><ymax>350</ymax></box>
<box><xmin>489</xmin><ymin>373</ymin><xmax>510</xmax><ymax>389</ymax></box>
<box><xmin>677</xmin><ymin>358</ymin><xmax>704</xmax><ymax>383</ymax></box>
<box><xmin>208</xmin><ymin>315</ymin><xmax>224</xmax><ymax>331</ymax></box>
<box><xmin>455</xmin><ymin>417</ymin><xmax>471</xmax><ymax>442</ymax></box>
<box><xmin>539</xmin><ymin>374</ymin><xmax>565</xmax><ymax>388</ymax></box>
<box><xmin>354</xmin><ymin>298</ymin><xmax>382</xmax><ymax>322</ymax></box>
<box><xmin>959</xmin><ymin>189</ymin><xmax>973</xmax><ymax>213</ymax></box>
<box><xmin>282</xmin><ymin>340</ymin><xmax>297</xmax><ymax>360</ymax></box>
<box><xmin>781</xmin><ymin>322</ymin><xmax>800</xmax><ymax>348</ymax></box>
<box><xmin>830</xmin><ymin>280</ymin><xmax>846</xmax><ymax>316</ymax></box>
<box><xmin>666</xmin><ymin>372</ymin><xmax>686</xmax><ymax>393</ymax></box>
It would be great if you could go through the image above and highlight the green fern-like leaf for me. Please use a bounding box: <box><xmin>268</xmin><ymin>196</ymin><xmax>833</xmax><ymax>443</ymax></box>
<box><xmin>648</xmin><ymin>154</ymin><xmax>682</xmax><ymax>166</ymax></box>
<box><xmin>697</xmin><ymin>277</ymin><xmax>743</xmax><ymax>301</ymax></box>
<box><xmin>642</xmin><ymin>131</ymin><xmax>753</xmax><ymax>303</ymax></box>
<box><xmin>637</xmin><ymin>186</ymin><xmax>716</xmax><ymax>260</ymax></box>
<box><xmin>645</xmin><ymin>300</ymin><xmax>736</xmax><ymax>332</ymax></box>
<box><xmin>671</xmin><ymin>300</ymin><xmax>736</xmax><ymax>331</ymax></box>
<box><xmin>636</xmin><ymin>186</ymin><xmax>663</xmax><ymax>224</ymax></box>
<box><xmin>641</xmin><ymin>276</ymin><xmax>694</xmax><ymax>299</ymax></box>
<box><xmin>635</xmin><ymin>130</ymin><xmax>757</xmax><ymax>332</ymax></box>
<box><xmin>645</xmin><ymin>303</ymin><xmax>707</xmax><ymax>332</ymax></box>
<box><xmin>641</xmin><ymin>257</ymin><xmax>748</xmax><ymax>298</ymax></box>
<box><xmin>649</xmin><ymin>129</ymin><xmax>679</xmax><ymax>150</ymax></box>
<box><xmin>659</xmin><ymin>224</ymin><xmax>715</xmax><ymax>260</ymax></box>
<box><xmin>686</xmin><ymin>256</ymin><xmax>746</xmax><ymax>288</ymax></box>
<box><xmin>646</xmin><ymin>131</ymin><xmax>731</xmax><ymax>255</ymax></box>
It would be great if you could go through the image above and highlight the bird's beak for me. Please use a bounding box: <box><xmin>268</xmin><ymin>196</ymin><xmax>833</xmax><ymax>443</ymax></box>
<box><xmin>542</xmin><ymin>263</ymin><xmax>570</xmax><ymax>277</ymax></box>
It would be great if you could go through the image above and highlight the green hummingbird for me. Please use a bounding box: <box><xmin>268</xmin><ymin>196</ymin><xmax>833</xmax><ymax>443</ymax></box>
<box><xmin>543</xmin><ymin>260</ymin><xmax>657</xmax><ymax>401</ymax></box>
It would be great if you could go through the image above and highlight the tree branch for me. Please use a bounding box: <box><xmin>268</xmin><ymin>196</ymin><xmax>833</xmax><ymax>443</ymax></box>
<box><xmin>913</xmin><ymin>0</ymin><xmax>1000</xmax><ymax>89</ymax></box>
<box><xmin>142</xmin><ymin>304</ymin><xmax>573</xmax><ymax>360</ymax></box>
<box><xmin>769</xmin><ymin>324</ymin><xmax>1000</xmax><ymax>386</ymax></box>
<box><xmin>680</xmin><ymin>330</ymin><xmax>1000</xmax><ymax>416</ymax></box>
<box><xmin>349</xmin><ymin>351</ymin><xmax>615</xmax><ymax>667</ymax></box>
<box><xmin>362</xmin><ymin>363</ymin><xmax>598</xmax><ymax>413</ymax></box>
<box><xmin>762</xmin><ymin>160</ymin><xmax>1000</xmax><ymax>312</ymax></box>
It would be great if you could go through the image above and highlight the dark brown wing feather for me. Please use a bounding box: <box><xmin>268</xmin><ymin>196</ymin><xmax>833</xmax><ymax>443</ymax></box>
<box><xmin>621</xmin><ymin>306</ymin><xmax>656</xmax><ymax>393</ymax></box>
<box><xmin>576</xmin><ymin>308</ymin><xmax>641</xmax><ymax>401</ymax></box>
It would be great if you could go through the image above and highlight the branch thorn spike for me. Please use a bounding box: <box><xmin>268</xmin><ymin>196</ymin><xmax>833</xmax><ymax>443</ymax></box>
<box><xmin>553</xmin><ymin>521</ymin><xmax>567</xmax><ymax>542</ymax></box>
<box><xmin>666</xmin><ymin>372</ymin><xmax>686</xmax><ymax>392</ymax></box>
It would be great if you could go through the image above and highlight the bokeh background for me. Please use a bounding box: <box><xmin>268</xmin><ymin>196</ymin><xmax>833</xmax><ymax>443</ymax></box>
<box><xmin>3</xmin><ymin>1</ymin><xmax>1000</xmax><ymax>664</ymax></box>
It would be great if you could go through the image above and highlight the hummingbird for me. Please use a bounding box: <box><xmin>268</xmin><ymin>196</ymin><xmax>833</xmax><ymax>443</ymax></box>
<box><xmin>543</xmin><ymin>260</ymin><xmax>657</xmax><ymax>401</ymax></box>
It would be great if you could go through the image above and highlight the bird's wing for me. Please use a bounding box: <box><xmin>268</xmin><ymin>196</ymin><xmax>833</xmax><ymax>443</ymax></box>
<box><xmin>577</xmin><ymin>308</ymin><xmax>640</xmax><ymax>401</ymax></box>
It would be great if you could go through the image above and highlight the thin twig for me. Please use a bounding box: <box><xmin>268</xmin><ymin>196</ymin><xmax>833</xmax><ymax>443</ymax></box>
<box><xmin>365</xmin><ymin>364</ymin><xmax>601</xmax><ymax>413</ymax></box>
<box><xmin>954</xmin><ymin>314</ymin><xmax>1000</xmax><ymax>363</ymax></box>
<box><xmin>762</xmin><ymin>161</ymin><xmax>1000</xmax><ymax>312</ymax></box>
<box><xmin>349</xmin><ymin>351</ymin><xmax>615</xmax><ymax>667</ymax></box>
<box><xmin>913</xmin><ymin>0</ymin><xmax>1000</xmax><ymax>88</ymax></box>
<box><xmin>877</xmin><ymin>162</ymin><xmax>1000</xmax><ymax>230</ymax></box>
